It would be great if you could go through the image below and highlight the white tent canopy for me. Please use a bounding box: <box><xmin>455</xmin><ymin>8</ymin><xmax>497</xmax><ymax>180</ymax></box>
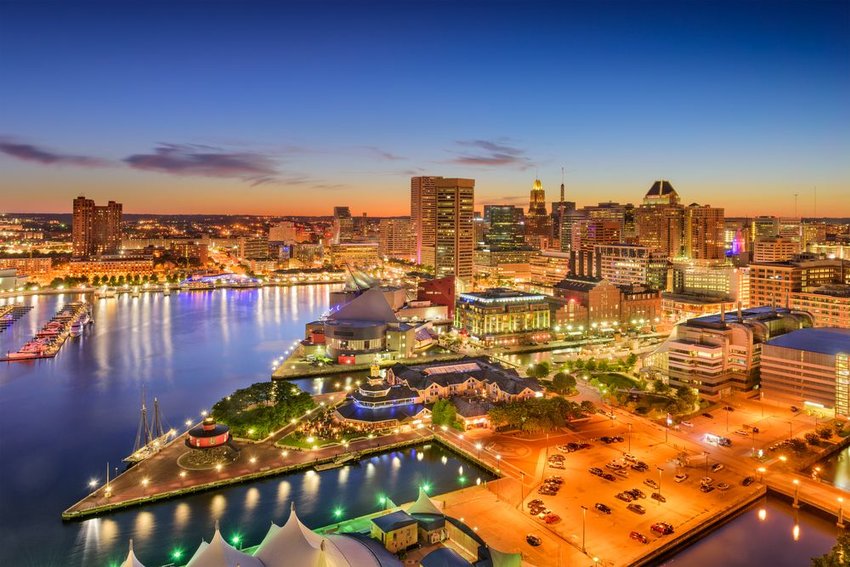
<box><xmin>406</xmin><ymin>487</ymin><xmax>443</xmax><ymax>516</ymax></box>
<box><xmin>186</xmin><ymin>522</ymin><xmax>263</xmax><ymax>567</ymax></box>
<box><xmin>119</xmin><ymin>540</ymin><xmax>146</xmax><ymax>567</ymax></box>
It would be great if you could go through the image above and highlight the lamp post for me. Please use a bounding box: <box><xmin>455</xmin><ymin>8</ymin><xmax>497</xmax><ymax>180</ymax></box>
<box><xmin>704</xmin><ymin>452</ymin><xmax>709</xmax><ymax>477</ymax></box>
<box><xmin>838</xmin><ymin>497</ymin><xmax>845</xmax><ymax>529</ymax></box>
<box><xmin>628</xmin><ymin>423</ymin><xmax>632</xmax><ymax>453</ymax></box>
<box><xmin>757</xmin><ymin>466</ymin><xmax>766</xmax><ymax>482</ymax></box>
<box><xmin>788</xmin><ymin>421</ymin><xmax>793</xmax><ymax>441</ymax></box>
<box><xmin>581</xmin><ymin>505</ymin><xmax>588</xmax><ymax>553</ymax></box>
<box><xmin>657</xmin><ymin>466</ymin><xmax>664</xmax><ymax>499</ymax></box>
<box><xmin>792</xmin><ymin>479</ymin><xmax>800</xmax><ymax>509</ymax></box>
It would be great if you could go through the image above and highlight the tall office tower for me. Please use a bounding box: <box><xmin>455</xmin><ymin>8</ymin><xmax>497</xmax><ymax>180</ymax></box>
<box><xmin>483</xmin><ymin>205</ymin><xmax>526</xmax><ymax>250</ymax></box>
<box><xmin>558</xmin><ymin>205</ymin><xmax>581</xmax><ymax>253</ymax></box>
<box><xmin>635</xmin><ymin>180</ymin><xmax>684</xmax><ymax>258</ymax></box>
<box><xmin>749</xmin><ymin>216</ymin><xmax>779</xmax><ymax>248</ymax></box>
<box><xmin>524</xmin><ymin>178</ymin><xmax>552</xmax><ymax>248</ymax></box>
<box><xmin>332</xmin><ymin>206</ymin><xmax>353</xmax><ymax>244</ymax></box>
<box><xmin>378</xmin><ymin>218</ymin><xmax>415</xmax><ymax>260</ymax></box>
<box><xmin>684</xmin><ymin>204</ymin><xmax>725</xmax><ymax>260</ymax></box>
<box><xmin>551</xmin><ymin>170</ymin><xmax>572</xmax><ymax>244</ymax></box>
<box><xmin>411</xmin><ymin>176</ymin><xmax>439</xmax><ymax>266</ymax></box>
<box><xmin>72</xmin><ymin>196</ymin><xmax>122</xmax><ymax>258</ymax></box>
<box><xmin>570</xmin><ymin>218</ymin><xmax>622</xmax><ymax>253</ymax></box>
<box><xmin>434</xmin><ymin>178</ymin><xmax>475</xmax><ymax>280</ymax></box>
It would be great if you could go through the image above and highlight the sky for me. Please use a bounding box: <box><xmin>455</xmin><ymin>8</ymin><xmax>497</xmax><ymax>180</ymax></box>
<box><xmin>1</xmin><ymin>0</ymin><xmax>848</xmax><ymax>217</ymax></box>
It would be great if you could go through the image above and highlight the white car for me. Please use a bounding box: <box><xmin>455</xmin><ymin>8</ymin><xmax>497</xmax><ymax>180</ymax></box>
<box><xmin>681</xmin><ymin>421</ymin><xmax>694</xmax><ymax>428</ymax></box>
<box><xmin>700</xmin><ymin>476</ymin><xmax>714</xmax><ymax>485</ymax></box>
<box><xmin>711</xmin><ymin>463</ymin><xmax>724</xmax><ymax>472</ymax></box>
<box><xmin>623</xmin><ymin>453</ymin><xmax>638</xmax><ymax>463</ymax></box>
<box><xmin>674</xmin><ymin>473</ymin><xmax>688</xmax><ymax>483</ymax></box>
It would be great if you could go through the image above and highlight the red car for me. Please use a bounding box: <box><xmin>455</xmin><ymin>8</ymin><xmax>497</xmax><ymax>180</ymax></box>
<box><xmin>544</xmin><ymin>513</ymin><xmax>561</xmax><ymax>524</ymax></box>
<box><xmin>630</xmin><ymin>531</ymin><xmax>649</xmax><ymax>544</ymax></box>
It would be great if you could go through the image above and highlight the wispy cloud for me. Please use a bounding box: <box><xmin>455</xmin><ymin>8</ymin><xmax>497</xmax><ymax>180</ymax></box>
<box><xmin>449</xmin><ymin>139</ymin><xmax>533</xmax><ymax>168</ymax></box>
<box><xmin>0</xmin><ymin>139</ymin><xmax>108</xmax><ymax>167</ymax></box>
<box><xmin>124</xmin><ymin>143</ymin><xmax>281</xmax><ymax>184</ymax></box>
<box><xmin>362</xmin><ymin>146</ymin><xmax>406</xmax><ymax>161</ymax></box>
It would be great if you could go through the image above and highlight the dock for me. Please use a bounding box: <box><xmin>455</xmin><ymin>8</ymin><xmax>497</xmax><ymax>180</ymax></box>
<box><xmin>1</xmin><ymin>301</ymin><xmax>90</xmax><ymax>362</ymax></box>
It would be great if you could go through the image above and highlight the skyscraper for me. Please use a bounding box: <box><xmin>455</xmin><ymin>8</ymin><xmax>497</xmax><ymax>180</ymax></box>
<box><xmin>72</xmin><ymin>196</ymin><xmax>122</xmax><ymax>258</ymax></box>
<box><xmin>684</xmin><ymin>204</ymin><xmax>725</xmax><ymax>260</ymax></box>
<box><xmin>635</xmin><ymin>180</ymin><xmax>684</xmax><ymax>257</ymax></box>
<box><xmin>525</xmin><ymin>178</ymin><xmax>551</xmax><ymax>248</ymax></box>
<box><xmin>332</xmin><ymin>206</ymin><xmax>353</xmax><ymax>244</ymax></box>
<box><xmin>434</xmin><ymin>178</ymin><xmax>475</xmax><ymax>280</ymax></box>
<box><xmin>378</xmin><ymin>218</ymin><xmax>414</xmax><ymax>260</ymax></box>
<box><xmin>483</xmin><ymin>205</ymin><xmax>526</xmax><ymax>250</ymax></box>
<box><xmin>411</xmin><ymin>176</ymin><xmax>439</xmax><ymax>266</ymax></box>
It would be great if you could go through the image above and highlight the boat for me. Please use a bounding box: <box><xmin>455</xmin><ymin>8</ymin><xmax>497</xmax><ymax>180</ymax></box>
<box><xmin>313</xmin><ymin>453</ymin><xmax>358</xmax><ymax>472</ymax></box>
<box><xmin>123</xmin><ymin>391</ymin><xmax>176</xmax><ymax>464</ymax></box>
<box><xmin>95</xmin><ymin>287</ymin><xmax>116</xmax><ymax>299</ymax></box>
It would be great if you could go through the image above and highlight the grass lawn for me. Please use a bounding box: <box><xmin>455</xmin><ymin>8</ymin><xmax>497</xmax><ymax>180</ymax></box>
<box><xmin>595</xmin><ymin>372</ymin><xmax>639</xmax><ymax>389</ymax></box>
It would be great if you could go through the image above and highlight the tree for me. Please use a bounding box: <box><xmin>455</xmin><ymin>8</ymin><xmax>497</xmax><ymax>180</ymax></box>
<box><xmin>818</xmin><ymin>426</ymin><xmax>834</xmax><ymax>440</ymax></box>
<box><xmin>551</xmin><ymin>372</ymin><xmax>577</xmax><ymax>394</ymax></box>
<box><xmin>805</xmin><ymin>432</ymin><xmax>821</xmax><ymax>446</ymax></box>
<box><xmin>625</xmin><ymin>353</ymin><xmax>638</xmax><ymax>368</ymax></box>
<box><xmin>787</xmin><ymin>438</ymin><xmax>807</xmax><ymax>454</ymax></box>
<box><xmin>92</xmin><ymin>275</ymin><xmax>101</xmax><ymax>286</ymax></box>
<box><xmin>580</xmin><ymin>400</ymin><xmax>596</xmax><ymax>415</ymax></box>
<box><xmin>597</xmin><ymin>359</ymin><xmax>610</xmax><ymax>373</ymax></box>
<box><xmin>527</xmin><ymin>362</ymin><xmax>551</xmax><ymax>380</ymax></box>
<box><xmin>585</xmin><ymin>358</ymin><xmax>597</xmax><ymax>372</ymax></box>
<box><xmin>431</xmin><ymin>399</ymin><xmax>457</xmax><ymax>427</ymax></box>
<box><xmin>811</xmin><ymin>532</ymin><xmax>850</xmax><ymax>566</ymax></box>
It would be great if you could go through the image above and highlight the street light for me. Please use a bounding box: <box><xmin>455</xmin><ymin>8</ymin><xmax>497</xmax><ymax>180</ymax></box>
<box><xmin>757</xmin><ymin>466</ymin><xmax>767</xmax><ymax>482</ymax></box>
<box><xmin>628</xmin><ymin>423</ymin><xmax>632</xmax><ymax>453</ymax></box>
<box><xmin>792</xmin><ymin>479</ymin><xmax>800</xmax><ymax>509</ymax></box>
<box><xmin>581</xmin><ymin>505</ymin><xmax>588</xmax><ymax>553</ymax></box>
<box><xmin>657</xmin><ymin>466</ymin><xmax>664</xmax><ymax>498</ymax></box>
<box><xmin>838</xmin><ymin>497</ymin><xmax>845</xmax><ymax>528</ymax></box>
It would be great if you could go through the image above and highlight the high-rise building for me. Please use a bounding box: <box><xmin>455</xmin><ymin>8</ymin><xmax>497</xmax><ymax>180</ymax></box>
<box><xmin>570</xmin><ymin>218</ymin><xmax>622</xmax><ymax>254</ymax></box>
<box><xmin>595</xmin><ymin>244</ymin><xmax>655</xmax><ymax>287</ymax></box>
<box><xmin>72</xmin><ymin>196</ymin><xmax>122</xmax><ymax>258</ymax></box>
<box><xmin>411</xmin><ymin>176</ymin><xmax>439</xmax><ymax>266</ymax></box>
<box><xmin>434</xmin><ymin>178</ymin><xmax>475</xmax><ymax>280</ymax></box>
<box><xmin>749</xmin><ymin>257</ymin><xmax>850</xmax><ymax>309</ymax></box>
<box><xmin>753</xmin><ymin>236</ymin><xmax>801</xmax><ymax>263</ymax></box>
<box><xmin>524</xmin><ymin>178</ymin><xmax>551</xmax><ymax>248</ymax></box>
<box><xmin>268</xmin><ymin>221</ymin><xmax>298</xmax><ymax>244</ymax></box>
<box><xmin>683</xmin><ymin>204</ymin><xmax>724</xmax><ymax>260</ymax></box>
<box><xmin>635</xmin><ymin>181</ymin><xmax>684</xmax><ymax>257</ymax></box>
<box><xmin>378</xmin><ymin>218</ymin><xmax>414</xmax><ymax>260</ymax></box>
<box><xmin>483</xmin><ymin>205</ymin><xmax>527</xmax><ymax>250</ymax></box>
<box><xmin>332</xmin><ymin>206</ymin><xmax>354</xmax><ymax>244</ymax></box>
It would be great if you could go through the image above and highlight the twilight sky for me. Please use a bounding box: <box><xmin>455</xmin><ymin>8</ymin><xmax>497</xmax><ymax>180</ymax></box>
<box><xmin>1</xmin><ymin>0</ymin><xmax>848</xmax><ymax>217</ymax></box>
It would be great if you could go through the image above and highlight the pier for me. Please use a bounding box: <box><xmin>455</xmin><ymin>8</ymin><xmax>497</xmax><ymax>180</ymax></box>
<box><xmin>1</xmin><ymin>301</ymin><xmax>90</xmax><ymax>362</ymax></box>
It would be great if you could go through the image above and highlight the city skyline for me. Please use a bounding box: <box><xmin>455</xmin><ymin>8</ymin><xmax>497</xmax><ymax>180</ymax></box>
<box><xmin>2</xmin><ymin>0</ymin><xmax>849</xmax><ymax>217</ymax></box>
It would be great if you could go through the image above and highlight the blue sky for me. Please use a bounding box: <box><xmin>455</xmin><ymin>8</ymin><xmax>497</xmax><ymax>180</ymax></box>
<box><xmin>1</xmin><ymin>0</ymin><xmax>848</xmax><ymax>216</ymax></box>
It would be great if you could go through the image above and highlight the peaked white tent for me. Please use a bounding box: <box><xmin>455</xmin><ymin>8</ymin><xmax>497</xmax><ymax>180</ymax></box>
<box><xmin>329</xmin><ymin>287</ymin><xmax>398</xmax><ymax>323</ymax></box>
<box><xmin>406</xmin><ymin>487</ymin><xmax>443</xmax><ymax>516</ymax></box>
<box><xmin>119</xmin><ymin>540</ymin><xmax>146</xmax><ymax>567</ymax></box>
<box><xmin>186</xmin><ymin>521</ymin><xmax>263</xmax><ymax>567</ymax></box>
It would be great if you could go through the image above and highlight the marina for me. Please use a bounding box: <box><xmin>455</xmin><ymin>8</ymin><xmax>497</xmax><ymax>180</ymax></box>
<box><xmin>0</xmin><ymin>303</ymin><xmax>32</xmax><ymax>333</ymax></box>
<box><xmin>1</xmin><ymin>300</ymin><xmax>91</xmax><ymax>361</ymax></box>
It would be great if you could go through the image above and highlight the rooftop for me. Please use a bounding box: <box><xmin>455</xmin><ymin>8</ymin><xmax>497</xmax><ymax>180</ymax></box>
<box><xmin>458</xmin><ymin>288</ymin><xmax>547</xmax><ymax>304</ymax></box>
<box><xmin>766</xmin><ymin>328</ymin><xmax>850</xmax><ymax>356</ymax></box>
<box><xmin>371</xmin><ymin>510</ymin><xmax>418</xmax><ymax>533</ymax></box>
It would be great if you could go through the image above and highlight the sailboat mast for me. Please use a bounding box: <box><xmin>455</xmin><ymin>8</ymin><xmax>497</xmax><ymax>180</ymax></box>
<box><xmin>153</xmin><ymin>398</ymin><xmax>164</xmax><ymax>438</ymax></box>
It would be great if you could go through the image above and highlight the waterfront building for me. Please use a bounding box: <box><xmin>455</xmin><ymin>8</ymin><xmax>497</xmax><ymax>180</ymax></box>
<box><xmin>378</xmin><ymin>218</ymin><xmax>415</xmax><ymax>261</ymax></box>
<box><xmin>749</xmin><ymin>257</ymin><xmax>850</xmax><ymax>309</ymax></box>
<box><xmin>454</xmin><ymin>288</ymin><xmax>551</xmax><ymax>346</ymax></box>
<box><xmin>72</xmin><ymin>195</ymin><xmax>122</xmax><ymax>258</ymax></box>
<box><xmin>416</xmin><ymin>276</ymin><xmax>457</xmax><ymax>320</ymax></box>
<box><xmin>0</xmin><ymin>268</ymin><xmax>25</xmax><ymax>290</ymax></box>
<box><xmin>753</xmin><ymin>236</ymin><xmax>801</xmax><ymax>263</ymax></box>
<box><xmin>760</xmin><ymin>328</ymin><xmax>850</xmax><ymax>416</ymax></box>
<box><xmin>238</xmin><ymin>236</ymin><xmax>270</xmax><ymax>260</ymax></box>
<box><xmin>0</xmin><ymin>257</ymin><xmax>52</xmax><ymax>279</ymax></box>
<box><xmin>620</xmin><ymin>285</ymin><xmax>662</xmax><ymax>325</ymax></box>
<box><xmin>336</xmin><ymin>357</ymin><xmax>542</xmax><ymax>430</ymax></box>
<box><xmin>553</xmin><ymin>276</ymin><xmax>621</xmax><ymax>328</ymax></box>
<box><xmin>66</xmin><ymin>255</ymin><xmax>155</xmax><ymax>278</ymax></box>
<box><xmin>656</xmin><ymin>306</ymin><xmax>813</xmax><ymax>398</ymax></box>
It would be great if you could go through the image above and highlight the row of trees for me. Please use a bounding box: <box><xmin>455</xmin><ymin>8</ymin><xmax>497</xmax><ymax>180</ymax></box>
<box><xmin>488</xmin><ymin>397</ymin><xmax>596</xmax><ymax>433</ymax></box>
<box><xmin>212</xmin><ymin>381</ymin><xmax>315</xmax><ymax>439</ymax></box>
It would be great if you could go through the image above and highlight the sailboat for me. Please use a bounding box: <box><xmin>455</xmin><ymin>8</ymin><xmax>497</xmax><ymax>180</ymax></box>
<box><xmin>123</xmin><ymin>388</ymin><xmax>176</xmax><ymax>464</ymax></box>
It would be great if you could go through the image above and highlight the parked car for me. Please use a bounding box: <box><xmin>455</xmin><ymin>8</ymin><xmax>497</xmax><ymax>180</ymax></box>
<box><xmin>674</xmin><ymin>473</ymin><xmax>688</xmax><ymax>483</ymax></box>
<box><xmin>630</xmin><ymin>531</ymin><xmax>649</xmax><ymax>544</ymax></box>
<box><xmin>624</xmin><ymin>453</ymin><xmax>638</xmax><ymax>463</ymax></box>
<box><xmin>589</xmin><ymin>467</ymin><xmax>603</xmax><ymax>476</ymax></box>
<box><xmin>546</xmin><ymin>476</ymin><xmax>564</xmax><ymax>484</ymax></box>
<box><xmin>651</xmin><ymin>492</ymin><xmax>667</xmax><ymax>502</ymax></box>
<box><xmin>717</xmin><ymin>482</ymin><xmax>730</xmax><ymax>491</ymax></box>
<box><xmin>681</xmin><ymin>420</ymin><xmax>694</xmax><ymax>428</ymax></box>
<box><xmin>752</xmin><ymin>427</ymin><xmax>760</xmax><ymax>434</ymax></box>
<box><xmin>628</xmin><ymin>488</ymin><xmax>646</xmax><ymax>499</ymax></box>
<box><xmin>644</xmin><ymin>479</ymin><xmax>660</xmax><ymax>489</ymax></box>
<box><xmin>602</xmin><ymin>473</ymin><xmax>617</xmax><ymax>481</ymax></box>
<box><xmin>615</xmin><ymin>469</ymin><xmax>629</xmax><ymax>478</ymax></box>
<box><xmin>595</xmin><ymin>503</ymin><xmax>612</xmax><ymax>514</ymax></box>
<box><xmin>700</xmin><ymin>477</ymin><xmax>714</xmax><ymax>485</ymax></box>
<box><xmin>742</xmin><ymin>476</ymin><xmax>755</xmax><ymax>486</ymax></box>
<box><xmin>527</xmin><ymin>499</ymin><xmax>544</xmax><ymax>508</ymax></box>
<box><xmin>702</xmin><ymin>413</ymin><xmax>714</xmax><ymax>419</ymax></box>
<box><xmin>711</xmin><ymin>463</ymin><xmax>724</xmax><ymax>472</ymax></box>
<box><xmin>544</xmin><ymin>513</ymin><xmax>561</xmax><ymax>524</ymax></box>
<box><xmin>631</xmin><ymin>463</ymin><xmax>648</xmax><ymax>472</ymax></box>
<box><xmin>723</xmin><ymin>405</ymin><xmax>735</xmax><ymax>412</ymax></box>
<box><xmin>700</xmin><ymin>484</ymin><xmax>715</xmax><ymax>493</ymax></box>
<box><xmin>578</xmin><ymin>442</ymin><xmax>592</xmax><ymax>450</ymax></box>
<box><xmin>616</xmin><ymin>492</ymin><xmax>634</xmax><ymax>502</ymax></box>
<box><xmin>734</xmin><ymin>430</ymin><xmax>749</xmax><ymax>436</ymax></box>
<box><xmin>526</xmin><ymin>534</ymin><xmax>542</xmax><ymax>547</ymax></box>
<box><xmin>548</xmin><ymin>461</ymin><xmax>565</xmax><ymax>470</ymax></box>
<box><xmin>651</xmin><ymin>522</ymin><xmax>674</xmax><ymax>535</ymax></box>
<box><xmin>791</xmin><ymin>406</ymin><xmax>800</xmax><ymax>412</ymax></box>
<box><xmin>628</xmin><ymin>503</ymin><xmax>647</xmax><ymax>514</ymax></box>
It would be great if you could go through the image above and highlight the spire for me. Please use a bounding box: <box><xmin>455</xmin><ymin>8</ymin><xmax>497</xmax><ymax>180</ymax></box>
<box><xmin>560</xmin><ymin>167</ymin><xmax>565</xmax><ymax>202</ymax></box>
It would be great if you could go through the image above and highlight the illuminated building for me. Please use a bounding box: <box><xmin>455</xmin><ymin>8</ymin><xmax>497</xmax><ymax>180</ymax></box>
<box><xmin>328</xmin><ymin>242</ymin><xmax>380</xmax><ymax>267</ymax></box>
<box><xmin>410</xmin><ymin>176</ymin><xmax>438</xmax><ymax>266</ymax></box>
<box><xmin>635</xmin><ymin>180</ymin><xmax>683</xmax><ymax>257</ymax></box>
<box><xmin>72</xmin><ymin>196</ymin><xmax>122</xmax><ymax>258</ymax></box>
<box><xmin>66</xmin><ymin>255</ymin><xmax>154</xmax><ymax>277</ymax></box>
<box><xmin>683</xmin><ymin>204</ymin><xmax>725</xmax><ymax>260</ymax></box>
<box><xmin>332</xmin><ymin>206</ymin><xmax>354</xmax><ymax>244</ymax></box>
<box><xmin>524</xmin><ymin>178</ymin><xmax>551</xmax><ymax>247</ymax></box>
<box><xmin>753</xmin><ymin>236</ymin><xmax>801</xmax><ymax>262</ymax></box>
<box><xmin>455</xmin><ymin>288</ymin><xmax>551</xmax><ymax>345</ymax></box>
<box><xmin>659</xmin><ymin>306</ymin><xmax>813</xmax><ymax>398</ymax></box>
<box><xmin>749</xmin><ymin>257</ymin><xmax>850</xmax><ymax>309</ymax></box>
<box><xmin>378</xmin><ymin>218</ymin><xmax>414</xmax><ymax>261</ymax></box>
<box><xmin>0</xmin><ymin>257</ymin><xmax>52</xmax><ymax>279</ymax></box>
<box><xmin>761</xmin><ymin>328</ymin><xmax>850</xmax><ymax>417</ymax></box>
<box><xmin>789</xmin><ymin>285</ymin><xmax>850</xmax><ymax>328</ymax></box>
<box><xmin>434</xmin><ymin>178</ymin><xmax>475</xmax><ymax>280</ymax></box>
<box><xmin>553</xmin><ymin>276</ymin><xmax>621</xmax><ymax>327</ymax></box>
<box><xmin>595</xmin><ymin>244</ymin><xmax>655</xmax><ymax>287</ymax></box>
<box><xmin>671</xmin><ymin>261</ymin><xmax>750</xmax><ymax>306</ymax></box>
